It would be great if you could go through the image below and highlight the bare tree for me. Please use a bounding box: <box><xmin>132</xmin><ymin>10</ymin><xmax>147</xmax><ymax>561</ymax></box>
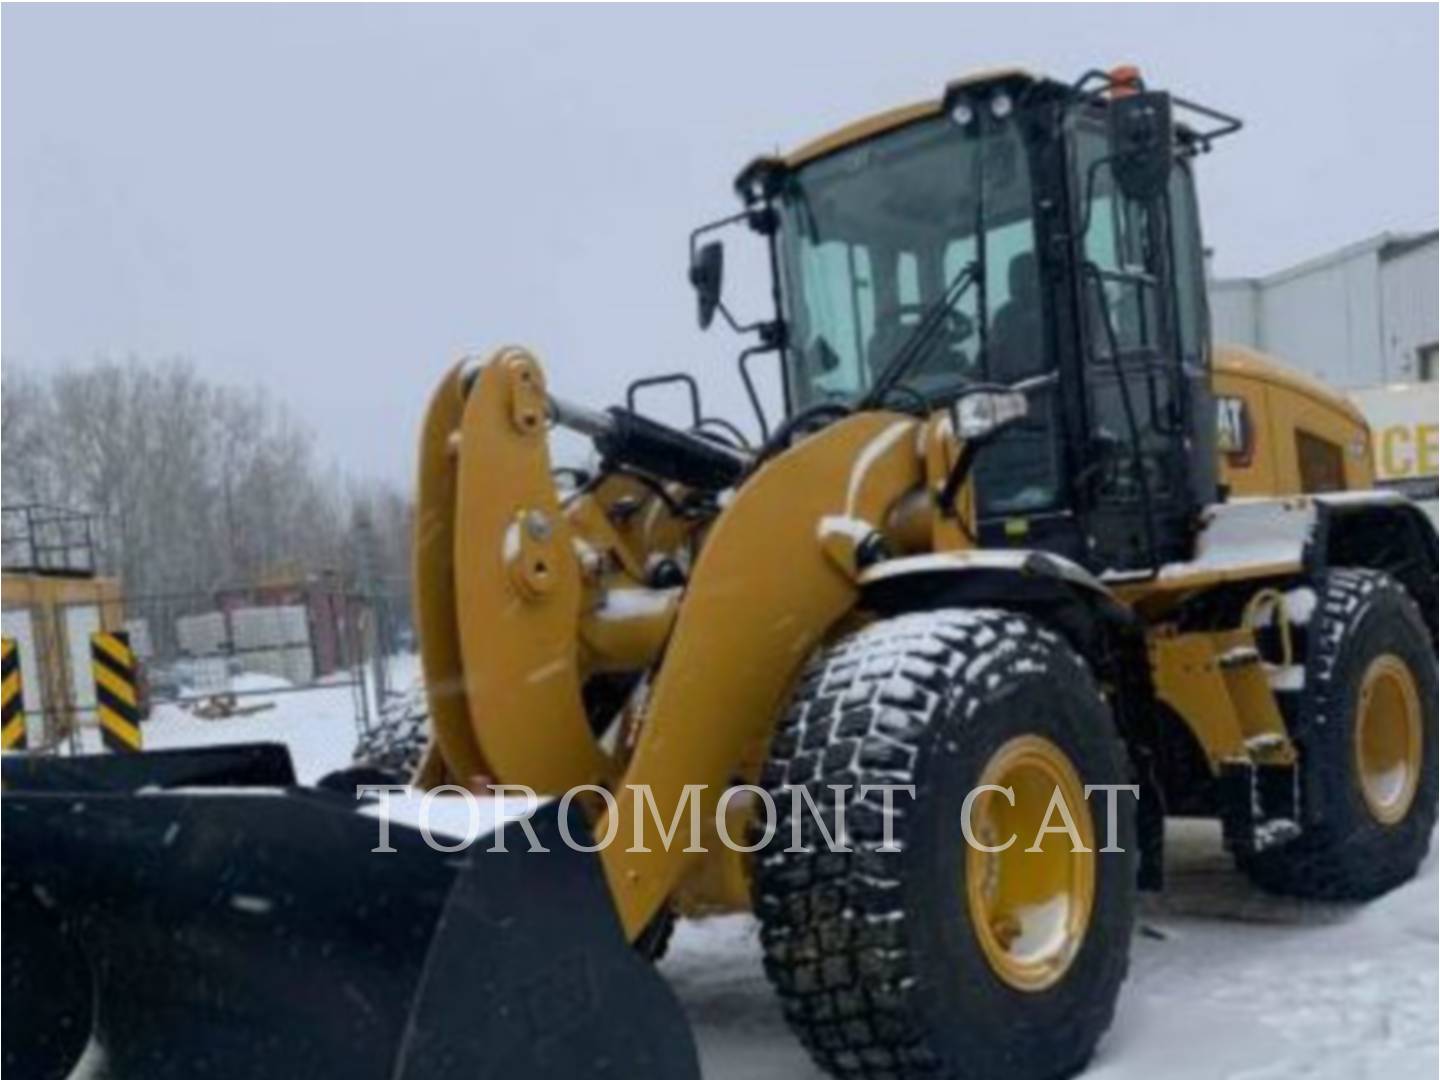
<box><xmin>1</xmin><ymin>356</ymin><xmax>404</xmax><ymax>603</ymax></box>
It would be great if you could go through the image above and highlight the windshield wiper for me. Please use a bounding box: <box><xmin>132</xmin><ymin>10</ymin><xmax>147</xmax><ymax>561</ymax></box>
<box><xmin>860</xmin><ymin>261</ymin><xmax>978</xmax><ymax>409</ymax></box>
<box><xmin>864</xmin><ymin>122</ymin><xmax>996</xmax><ymax>411</ymax></box>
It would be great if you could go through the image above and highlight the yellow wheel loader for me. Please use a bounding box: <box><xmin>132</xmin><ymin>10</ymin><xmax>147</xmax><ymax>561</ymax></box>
<box><xmin>5</xmin><ymin>66</ymin><xmax>1437</xmax><ymax>1080</ymax></box>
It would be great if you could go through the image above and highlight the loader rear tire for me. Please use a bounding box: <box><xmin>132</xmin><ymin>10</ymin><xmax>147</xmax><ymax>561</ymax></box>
<box><xmin>757</xmin><ymin>609</ymin><xmax>1136</xmax><ymax>1080</ymax></box>
<box><xmin>1237</xmin><ymin>569</ymin><xmax>1437</xmax><ymax>900</ymax></box>
<box><xmin>351</xmin><ymin>674</ymin><xmax>641</xmax><ymax>782</ymax></box>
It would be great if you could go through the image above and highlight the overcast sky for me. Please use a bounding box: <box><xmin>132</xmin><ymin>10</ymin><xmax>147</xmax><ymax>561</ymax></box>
<box><xmin>4</xmin><ymin>4</ymin><xmax>1436</xmax><ymax>486</ymax></box>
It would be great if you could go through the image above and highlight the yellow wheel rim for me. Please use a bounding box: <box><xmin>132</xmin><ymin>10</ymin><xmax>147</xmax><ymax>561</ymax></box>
<box><xmin>965</xmin><ymin>735</ymin><xmax>1096</xmax><ymax>993</ymax></box>
<box><xmin>1353</xmin><ymin>654</ymin><xmax>1423</xmax><ymax>826</ymax></box>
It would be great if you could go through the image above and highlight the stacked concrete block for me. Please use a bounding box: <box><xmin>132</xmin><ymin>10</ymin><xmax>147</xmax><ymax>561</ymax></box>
<box><xmin>176</xmin><ymin>611</ymin><xmax>229</xmax><ymax>657</ymax></box>
<box><xmin>230</xmin><ymin>605</ymin><xmax>314</xmax><ymax>686</ymax></box>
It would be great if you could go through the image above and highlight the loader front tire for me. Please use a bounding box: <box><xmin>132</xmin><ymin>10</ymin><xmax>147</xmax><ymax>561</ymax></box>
<box><xmin>1237</xmin><ymin>569</ymin><xmax>1437</xmax><ymax>900</ymax></box>
<box><xmin>757</xmin><ymin>609</ymin><xmax>1136</xmax><ymax>1080</ymax></box>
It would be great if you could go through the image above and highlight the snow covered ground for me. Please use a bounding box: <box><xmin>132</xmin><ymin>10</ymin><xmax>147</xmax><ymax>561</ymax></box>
<box><xmin>130</xmin><ymin>676</ymin><xmax>364</xmax><ymax>783</ymax></box>
<box><xmin>61</xmin><ymin>670</ymin><xmax>1439</xmax><ymax>1079</ymax></box>
<box><xmin>69</xmin><ymin>662</ymin><xmax>412</xmax><ymax>782</ymax></box>
<box><xmin>666</xmin><ymin>824</ymin><xmax>1438</xmax><ymax>1080</ymax></box>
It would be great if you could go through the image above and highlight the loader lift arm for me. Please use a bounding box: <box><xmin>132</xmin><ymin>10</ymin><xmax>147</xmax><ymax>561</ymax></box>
<box><xmin>417</xmin><ymin>346</ymin><xmax>929</xmax><ymax>938</ymax></box>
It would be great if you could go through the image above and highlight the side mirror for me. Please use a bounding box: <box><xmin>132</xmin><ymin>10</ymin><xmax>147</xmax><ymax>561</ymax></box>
<box><xmin>689</xmin><ymin>241</ymin><xmax>725</xmax><ymax>330</ymax></box>
<box><xmin>1109</xmin><ymin>91</ymin><xmax>1174</xmax><ymax>202</ymax></box>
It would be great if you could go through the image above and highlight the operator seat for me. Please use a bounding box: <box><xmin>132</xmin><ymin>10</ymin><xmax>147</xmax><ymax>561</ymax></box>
<box><xmin>987</xmin><ymin>250</ymin><xmax>1044</xmax><ymax>381</ymax></box>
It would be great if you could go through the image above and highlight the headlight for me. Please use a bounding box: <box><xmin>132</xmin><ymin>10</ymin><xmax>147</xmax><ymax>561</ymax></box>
<box><xmin>953</xmin><ymin>389</ymin><xmax>1028</xmax><ymax>441</ymax></box>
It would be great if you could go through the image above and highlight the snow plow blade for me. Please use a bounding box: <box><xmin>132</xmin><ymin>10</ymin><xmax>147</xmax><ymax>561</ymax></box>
<box><xmin>2</xmin><ymin>744</ymin><xmax>700</xmax><ymax>1080</ymax></box>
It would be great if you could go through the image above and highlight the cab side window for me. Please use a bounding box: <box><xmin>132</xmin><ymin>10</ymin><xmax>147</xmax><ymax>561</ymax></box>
<box><xmin>793</xmin><ymin>240</ymin><xmax>875</xmax><ymax>399</ymax></box>
<box><xmin>1167</xmin><ymin>162</ymin><xmax>1208</xmax><ymax>368</ymax></box>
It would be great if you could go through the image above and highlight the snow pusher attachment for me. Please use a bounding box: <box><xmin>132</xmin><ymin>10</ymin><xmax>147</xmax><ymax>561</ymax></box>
<box><xmin>1</xmin><ymin>745</ymin><xmax>700</xmax><ymax>1080</ymax></box>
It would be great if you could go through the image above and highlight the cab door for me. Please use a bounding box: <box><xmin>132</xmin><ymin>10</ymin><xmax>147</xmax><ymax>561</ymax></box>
<box><xmin>1070</xmin><ymin>119</ymin><xmax>1211</xmax><ymax>571</ymax></box>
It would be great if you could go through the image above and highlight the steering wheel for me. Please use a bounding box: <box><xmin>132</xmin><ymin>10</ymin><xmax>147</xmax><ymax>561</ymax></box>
<box><xmin>895</xmin><ymin>302</ymin><xmax>977</xmax><ymax>345</ymax></box>
<box><xmin>874</xmin><ymin>383</ymin><xmax>931</xmax><ymax>415</ymax></box>
<box><xmin>867</xmin><ymin>304</ymin><xmax>978</xmax><ymax>392</ymax></box>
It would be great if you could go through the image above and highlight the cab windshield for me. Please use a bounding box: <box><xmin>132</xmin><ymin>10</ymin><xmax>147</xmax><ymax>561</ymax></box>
<box><xmin>775</xmin><ymin>113</ymin><xmax>1048</xmax><ymax>411</ymax></box>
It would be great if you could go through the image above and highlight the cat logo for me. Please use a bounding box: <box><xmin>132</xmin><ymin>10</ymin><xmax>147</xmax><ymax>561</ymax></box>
<box><xmin>1216</xmin><ymin>395</ymin><xmax>1252</xmax><ymax>466</ymax></box>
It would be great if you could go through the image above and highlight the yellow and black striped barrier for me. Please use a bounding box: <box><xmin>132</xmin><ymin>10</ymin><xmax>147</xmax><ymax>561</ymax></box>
<box><xmin>92</xmin><ymin>630</ymin><xmax>142</xmax><ymax>753</ymax></box>
<box><xmin>2</xmin><ymin>636</ymin><xmax>26</xmax><ymax>750</ymax></box>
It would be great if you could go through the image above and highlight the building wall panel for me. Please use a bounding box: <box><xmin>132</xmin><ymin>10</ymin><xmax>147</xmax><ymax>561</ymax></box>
<box><xmin>1380</xmin><ymin>243</ymin><xmax>1439</xmax><ymax>382</ymax></box>
<box><xmin>1209</xmin><ymin>233</ymin><xmax>1437</xmax><ymax>390</ymax></box>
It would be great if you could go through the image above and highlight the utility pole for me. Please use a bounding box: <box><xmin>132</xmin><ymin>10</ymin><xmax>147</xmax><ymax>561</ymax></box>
<box><xmin>352</xmin><ymin>506</ymin><xmax>390</xmax><ymax>713</ymax></box>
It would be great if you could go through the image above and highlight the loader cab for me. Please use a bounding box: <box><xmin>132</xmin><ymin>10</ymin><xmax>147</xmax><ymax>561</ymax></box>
<box><xmin>734</xmin><ymin>69</ymin><xmax>1237</xmax><ymax>574</ymax></box>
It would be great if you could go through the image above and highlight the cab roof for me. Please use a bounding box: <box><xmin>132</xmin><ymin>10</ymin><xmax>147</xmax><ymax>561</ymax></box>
<box><xmin>782</xmin><ymin>67</ymin><xmax>1038</xmax><ymax>169</ymax></box>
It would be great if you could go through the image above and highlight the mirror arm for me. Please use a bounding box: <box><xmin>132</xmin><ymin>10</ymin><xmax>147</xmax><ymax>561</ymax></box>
<box><xmin>716</xmin><ymin>300</ymin><xmax>744</xmax><ymax>334</ymax></box>
<box><xmin>687</xmin><ymin>204</ymin><xmax>777</xmax><ymax>276</ymax></box>
<box><xmin>688</xmin><ymin>210</ymin><xmax>750</xmax><ymax>266</ymax></box>
<box><xmin>712</xmin><ymin>298</ymin><xmax>778</xmax><ymax>339</ymax></box>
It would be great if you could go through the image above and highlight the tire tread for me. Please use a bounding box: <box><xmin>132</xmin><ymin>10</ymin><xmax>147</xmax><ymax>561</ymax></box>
<box><xmin>756</xmin><ymin>608</ymin><xmax>1129</xmax><ymax>1079</ymax></box>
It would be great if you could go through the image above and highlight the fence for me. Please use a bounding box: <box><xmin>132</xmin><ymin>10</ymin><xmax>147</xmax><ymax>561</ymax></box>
<box><xmin>0</xmin><ymin>504</ymin><xmax>98</xmax><ymax>576</ymax></box>
<box><xmin>0</xmin><ymin>580</ymin><xmax>414</xmax><ymax>762</ymax></box>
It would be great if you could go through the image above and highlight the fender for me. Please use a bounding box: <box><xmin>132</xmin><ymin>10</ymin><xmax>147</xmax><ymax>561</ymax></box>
<box><xmin>858</xmin><ymin>549</ymin><xmax>1142</xmax><ymax>681</ymax></box>
<box><xmin>1169</xmin><ymin>492</ymin><xmax>1435</xmax><ymax>584</ymax></box>
<box><xmin>1306</xmin><ymin>492</ymin><xmax>1438</xmax><ymax>639</ymax></box>
<box><xmin>1103</xmin><ymin>493</ymin><xmax>1436</xmax><ymax>629</ymax></box>
<box><xmin>858</xmin><ymin>549</ymin><xmax>1166</xmax><ymax>888</ymax></box>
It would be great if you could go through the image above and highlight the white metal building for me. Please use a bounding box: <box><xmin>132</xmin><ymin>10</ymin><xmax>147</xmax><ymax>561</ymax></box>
<box><xmin>1209</xmin><ymin>231</ymin><xmax>1438</xmax><ymax>387</ymax></box>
